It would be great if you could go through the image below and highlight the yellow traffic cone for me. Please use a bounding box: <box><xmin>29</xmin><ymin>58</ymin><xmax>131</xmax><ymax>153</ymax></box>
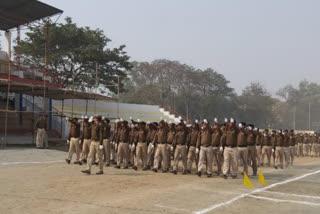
<box><xmin>258</xmin><ymin>169</ymin><xmax>267</xmax><ymax>186</ymax></box>
<box><xmin>243</xmin><ymin>172</ymin><xmax>254</xmax><ymax>188</ymax></box>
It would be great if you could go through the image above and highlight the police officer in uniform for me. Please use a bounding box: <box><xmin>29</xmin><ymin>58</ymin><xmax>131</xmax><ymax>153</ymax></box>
<box><xmin>80</xmin><ymin>116</ymin><xmax>91</xmax><ymax>164</ymax></box>
<box><xmin>65</xmin><ymin>118</ymin><xmax>82</xmax><ymax>165</ymax></box>
<box><xmin>172</xmin><ymin>122</ymin><xmax>188</xmax><ymax>175</ymax></box>
<box><xmin>133</xmin><ymin>121</ymin><xmax>148</xmax><ymax>171</ymax></box>
<box><xmin>186</xmin><ymin>121</ymin><xmax>200</xmax><ymax>174</ymax></box>
<box><xmin>222</xmin><ymin>118</ymin><xmax>238</xmax><ymax>179</ymax></box>
<box><xmin>152</xmin><ymin>120</ymin><xmax>168</xmax><ymax>173</ymax></box>
<box><xmin>81</xmin><ymin>116</ymin><xmax>104</xmax><ymax>175</ymax></box>
<box><xmin>197</xmin><ymin>119</ymin><xmax>213</xmax><ymax>177</ymax></box>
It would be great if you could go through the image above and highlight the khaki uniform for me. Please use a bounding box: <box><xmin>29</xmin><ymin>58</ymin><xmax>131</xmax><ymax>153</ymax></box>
<box><xmin>102</xmin><ymin>123</ymin><xmax>111</xmax><ymax>165</ymax></box>
<box><xmin>197</xmin><ymin>128</ymin><xmax>213</xmax><ymax>175</ymax></box>
<box><xmin>247</xmin><ymin>131</ymin><xmax>257</xmax><ymax>175</ymax></box>
<box><xmin>255</xmin><ymin>132</ymin><xmax>262</xmax><ymax>166</ymax></box>
<box><xmin>147</xmin><ymin>128</ymin><xmax>156</xmax><ymax>168</ymax></box>
<box><xmin>261</xmin><ymin>134</ymin><xmax>272</xmax><ymax>166</ymax></box>
<box><xmin>283</xmin><ymin>134</ymin><xmax>290</xmax><ymax>167</ymax></box>
<box><xmin>166</xmin><ymin>130</ymin><xmax>175</xmax><ymax>169</ymax></box>
<box><xmin>111</xmin><ymin>125</ymin><xmax>120</xmax><ymax>162</ymax></box>
<box><xmin>86</xmin><ymin>122</ymin><xmax>103</xmax><ymax>172</ymax></box>
<box><xmin>172</xmin><ymin>129</ymin><xmax>188</xmax><ymax>172</ymax></box>
<box><xmin>289</xmin><ymin>134</ymin><xmax>296</xmax><ymax>166</ymax></box>
<box><xmin>311</xmin><ymin>135</ymin><xmax>318</xmax><ymax>157</ymax></box>
<box><xmin>80</xmin><ymin>121</ymin><xmax>91</xmax><ymax>162</ymax></box>
<box><xmin>274</xmin><ymin>134</ymin><xmax>284</xmax><ymax>168</ymax></box>
<box><xmin>117</xmin><ymin>127</ymin><xmax>130</xmax><ymax>167</ymax></box>
<box><xmin>222</xmin><ymin>126</ymin><xmax>238</xmax><ymax>176</ymax></box>
<box><xmin>211</xmin><ymin>128</ymin><xmax>222</xmax><ymax>174</ymax></box>
<box><xmin>187</xmin><ymin>129</ymin><xmax>199</xmax><ymax>172</ymax></box>
<box><xmin>153</xmin><ymin>129</ymin><xmax>168</xmax><ymax>171</ymax></box>
<box><xmin>129</xmin><ymin>128</ymin><xmax>138</xmax><ymax>166</ymax></box>
<box><xmin>35</xmin><ymin>118</ymin><xmax>48</xmax><ymax>148</ymax></box>
<box><xmin>237</xmin><ymin>130</ymin><xmax>248</xmax><ymax>174</ymax></box>
<box><xmin>67</xmin><ymin>122</ymin><xmax>81</xmax><ymax>161</ymax></box>
<box><xmin>296</xmin><ymin>135</ymin><xmax>304</xmax><ymax>157</ymax></box>
<box><xmin>303</xmin><ymin>135</ymin><xmax>310</xmax><ymax>156</ymax></box>
<box><xmin>134</xmin><ymin>128</ymin><xmax>148</xmax><ymax>169</ymax></box>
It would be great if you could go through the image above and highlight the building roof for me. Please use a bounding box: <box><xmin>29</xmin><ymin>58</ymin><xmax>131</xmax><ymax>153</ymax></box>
<box><xmin>0</xmin><ymin>0</ymin><xmax>63</xmax><ymax>31</ymax></box>
<box><xmin>0</xmin><ymin>79</ymin><xmax>116</xmax><ymax>101</ymax></box>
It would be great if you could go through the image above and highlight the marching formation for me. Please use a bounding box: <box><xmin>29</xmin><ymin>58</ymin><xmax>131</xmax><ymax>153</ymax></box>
<box><xmin>60</xmin><ymin>115</ymin><xmax>320</xmax><ymax>177</ymax></box>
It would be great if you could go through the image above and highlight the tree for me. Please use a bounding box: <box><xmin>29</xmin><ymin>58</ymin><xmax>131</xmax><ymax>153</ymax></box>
<box><xmin>237</xmin><ymin>82</ymin><xmax>275</xmax><ymax>128</ymax></box>
<box><xmin>14</xmin><ymin>17</ymin><xmax>131</xmax><ymax>94</ymax></box>
<box><xmin>276</xmin><ymin>80</ymin><xmax>320</xmax><ymax>130</ymax></box>
<box><xmin>121</xmin><ymin>59</ymin><xmax>235</xmax><ymax>122</ymax></box>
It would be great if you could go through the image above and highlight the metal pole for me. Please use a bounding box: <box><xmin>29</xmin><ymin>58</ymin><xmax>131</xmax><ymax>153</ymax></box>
<box><xmin>308</xmin><ymin>102</ymin><xmax>311</xmax><ymax>130</ymax></box>
<box><xmin>94</xmin><ymin>62</ymin><xmax>98</xmax><ymax>114</ymax></box>
<box><xmin>60</xmin><ymin>100</ymin><xmax>64</xmax><ymax>139</ymax></box>
<box><xmin>293</xmin><ymin>106</ymin><xmax>296</xmax><ymax>130</ymax></box>
<box><xmin>32</xmin><ymin>70</ymin><xmax>35</xmax><ymax>144</ymax></box>
<box><xmin>71</xmin><ymin>76</ymin><xmax>74</xmax><ymax>118</ymax></box>
<box><xmin>43</xmin><ymin>24</ymin><xmax>49</xmax><ymax>112</ymax></box>
<box><xmin>85</xmin><ymin>99</ymin><xmax>88</xmax><ymax>116</ymax></box>
<box><xmin>117</xmin><ymin>76</ymin><xmax>120</xmax><ymax>118</ymax></box>
<box><xmin>4</xmin><ymin>30</ymin><xmax>12</xmax><ymax>149</ymax></box>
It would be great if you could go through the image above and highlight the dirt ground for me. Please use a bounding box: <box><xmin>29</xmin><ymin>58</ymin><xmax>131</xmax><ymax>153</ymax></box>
<box><xmin>0</xmin><ymin>147</ymin><xmax>320</xmax><ymax>214</ymax></box>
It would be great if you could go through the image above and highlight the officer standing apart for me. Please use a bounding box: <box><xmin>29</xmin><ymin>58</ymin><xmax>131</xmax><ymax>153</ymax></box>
<box><xmin>34</xmin><ymin>115</ymin><xmax>48</xmax><ymax>149</ymax></box>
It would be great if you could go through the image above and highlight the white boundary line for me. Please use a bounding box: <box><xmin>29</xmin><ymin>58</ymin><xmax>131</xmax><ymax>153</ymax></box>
<box><xmin>262</xmin><ymin>190</ymin><xmax>320</xmax><ymax>199</ymax></box>
<box><xmin>193</xmin><ymin>169</ymin><xmax>320</xmax><ymax>214</ymax></box>
<box><xmin>248</xmin><ymin>195</ymin><xmax>320</xmax><ymax>206</ymax></box>
<box><xmin>0</xmin><ymin>160</ymin><xmax>64</xmax><ymax>165</ymax></box>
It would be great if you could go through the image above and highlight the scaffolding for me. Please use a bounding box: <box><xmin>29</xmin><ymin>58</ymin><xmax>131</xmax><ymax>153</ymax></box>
<box><xmin>0</xmin><ymin>0</ymin><xmax>119</xmax><ymax>148</ymax></box>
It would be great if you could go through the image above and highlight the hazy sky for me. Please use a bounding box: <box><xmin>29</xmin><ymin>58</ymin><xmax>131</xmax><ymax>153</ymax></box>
<box><xmin>2</xmin><ymin>0</ymin><xmax>320</xmax><ymax>95</ymax></box>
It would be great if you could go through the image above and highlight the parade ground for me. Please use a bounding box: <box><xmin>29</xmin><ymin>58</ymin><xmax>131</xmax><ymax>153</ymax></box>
<box><xmin>0</xmin><ymin>147</ymin><xmax>320</xmax><ymax>214</ymax></box>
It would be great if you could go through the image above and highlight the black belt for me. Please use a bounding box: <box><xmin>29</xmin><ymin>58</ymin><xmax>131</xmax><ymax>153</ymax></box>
<box><xmin>177</xmin><ymin>144</ymin><xmax>186</xmax><ymax>146</ymax></box>
<box><xmin>238</xmin><ymin>145</ymin><xmax>247</xmax><ymax>148</ymax></box>
<box><xmin>226</xmin><ymin>145</ymin><xmax>236</xmax><ymax>148</ymax></box>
